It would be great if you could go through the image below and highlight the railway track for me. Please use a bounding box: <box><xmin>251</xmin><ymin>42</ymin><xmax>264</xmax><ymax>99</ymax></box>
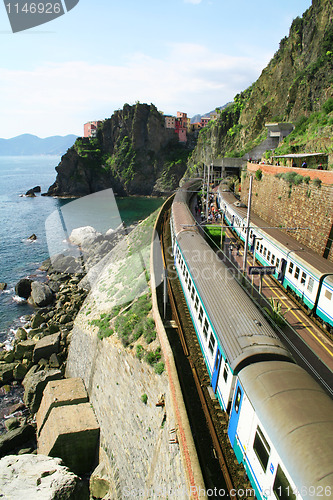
<box><xmin>158</xmin><ymin>209</ymin><xmax>254</xmax><ymax>499</ymax></box>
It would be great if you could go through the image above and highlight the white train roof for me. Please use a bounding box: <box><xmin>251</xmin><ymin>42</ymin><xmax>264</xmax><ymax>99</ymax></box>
<box><xmin>218</xmin><ymin>189</ymin><xmax>333</xmax><ymax>281</ymax></box>
<box><xmin>177</xmin><ymin>230</ymin><xmax>292</xmax><ymax>372</ymax></box>
<box><xmin>238</xmin><ymin>361</ymin><xmax>333</xmax><ymax>499</ymax></box>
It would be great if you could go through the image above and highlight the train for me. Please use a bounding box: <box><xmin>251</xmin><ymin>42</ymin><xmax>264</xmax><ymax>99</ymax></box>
<box><xmin>217</xmin><ymin>188</ymin><xmax>333</xmax><ymax>331</ymax></box>
<box><xmin>170</xmin><ymin>182</ymin><xmax>333</xmax><ymax>500</ymax></box>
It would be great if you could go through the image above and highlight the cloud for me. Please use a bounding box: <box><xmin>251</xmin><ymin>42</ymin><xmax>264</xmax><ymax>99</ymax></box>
<box><xmin>0</xmin><ymin>42</ymin><xmax>271</xmax><ymax>137</ymax></box>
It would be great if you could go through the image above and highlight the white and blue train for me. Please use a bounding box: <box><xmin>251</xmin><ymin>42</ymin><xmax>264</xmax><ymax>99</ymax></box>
<box><xmin>217</xmin><ymin>189</ymin><xmax>333</xmax><ymax>331</ymax></box>
<box><xmin>170</xmin><ymin>183</ymin><xmax>333</xmax><ymax>500</ymax></box>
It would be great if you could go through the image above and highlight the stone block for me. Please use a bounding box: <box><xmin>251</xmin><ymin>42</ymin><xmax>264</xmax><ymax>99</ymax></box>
<box><xmin>33</xmin><ymin>332</ymin><xmax>61</xmax><ymax>363</ymax></box>
<box><xmin>36</xmin><ymin>378</ymin><xmax>88</xmax><ymax>436</ymax></box>
<box><xmin>38</xmin><ymin>403</ymin><xmax>99</xmax><ymax>475</ymax></box>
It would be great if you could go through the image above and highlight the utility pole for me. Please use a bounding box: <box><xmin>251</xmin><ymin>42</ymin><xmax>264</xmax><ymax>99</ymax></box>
<box><xmin>205</xmin><ymin>163</ymin><xmax>210</xmax><ymax>221</ymax></box>
<box><xmin>243</xmin><ymin>175</ymin><xmax>253</xmax><ymax>274</ymax></box>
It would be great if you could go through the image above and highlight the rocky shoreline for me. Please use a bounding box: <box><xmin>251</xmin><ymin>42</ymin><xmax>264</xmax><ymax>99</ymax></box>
<box><xmin>0</xmin><ymin>222</ymin><xmax>136</xmax><ymax>458</ymax></box>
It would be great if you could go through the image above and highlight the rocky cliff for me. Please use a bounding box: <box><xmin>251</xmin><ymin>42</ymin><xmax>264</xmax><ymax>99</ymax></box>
<box><xmin>187</xmin><ymin>0</ymin><xmax>333</xmax><ymax>173</ymax></box>
<box><xmin>46</xmin><ymin>103</ymin><xmax>193</xmax><ymax>197</ymax></box>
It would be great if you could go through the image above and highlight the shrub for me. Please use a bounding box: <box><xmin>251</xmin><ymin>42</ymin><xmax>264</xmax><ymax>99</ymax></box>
<box><xmin>255</xmin><ymin>169</ymin><xmax>262</xmax><ymax>181</ymax></box>
<box><xmin>312</xmin><ymin>178</ymin><xmax>322</xmax><ymax>188</ymax></box>
<box><xmin>154</xmin><ymin>362</ymin><xmax>165</xmax><ymax>375</ymax></box>
<box><xmin>141</xmin><ymin>393</ymin><xmax>148</xmax><ymax>404</ymax></box>
<box><xmin>322</xmin><ymin>97</ymin><xmax>333</xmax><ymax>114</ymax></box>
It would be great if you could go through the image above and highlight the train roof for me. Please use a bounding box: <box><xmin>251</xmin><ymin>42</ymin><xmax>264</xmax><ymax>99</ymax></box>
<box><xmin>172</xmin><ymin>180</ymin><xmax>201</xmax><ymax>237</ymax></box>
<box><xmin>177</xmin><ymin>230</ymin><xmax>292</xmax><ymax>372</ymax></box>
<box><xmin>218</xmin><ymin>189</ymin><xmax>333</xmax><ymax>279</ymax></box>
<box><xmin>239</xmin><ymin>361</ymin><xmax>333</xmax><ymax>498</ymax></box>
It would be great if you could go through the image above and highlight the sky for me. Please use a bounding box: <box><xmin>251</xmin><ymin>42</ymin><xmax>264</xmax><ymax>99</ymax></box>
<box><xmin>0</xmin><ymin>0</ymin><xmax>312</xmax><ymax>139</ymax></box>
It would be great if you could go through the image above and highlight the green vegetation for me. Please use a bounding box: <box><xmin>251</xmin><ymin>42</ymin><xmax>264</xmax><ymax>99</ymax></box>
<box><xmin>275</xmin><ymin>171</ymin><xmax>308</xmax><ymax>186</ymax></box>
<box><xmin>264</xmin><ymin>298</ymin><xmax>290</xmax><ymax>327</ymax></box>
<box><xmin>104</xmin><ymin>136</ymin><xmax>137</xmax><ymax>187</ymax></box>
<box><xmin>255</xmin><ymin>169</ymin><xmax>263</xmax><ymax>181</ymax></box>
<box><xmin>141</xmin><ymin>393</ymin><xmax>148</xmax><ymax>404</ymax></box>
<box><xmin>204</xmin><ymin>226</ymin><xmax>225</xmax><ymax>248</ymax></box>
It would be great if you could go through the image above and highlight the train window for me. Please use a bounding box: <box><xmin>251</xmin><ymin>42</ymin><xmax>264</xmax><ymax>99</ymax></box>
<box><xmin>325</xmin><ymin>290</ymin><xmax>332</xmax><ymax>301</ymax></box>
<box><xmin>191</xmin><ymin>286</ymin><xmax>195</xmax><ymax>301</ymax></box>
<box><xmin>263</xmin><ymin>247</ymin><xmax>267</xmax><ymax>257</ymax></box>
<box><xmin>185</xmin><ymin>270</ymin><xmax>188</xmax><ymax>284</ymax></box>
<box><xmin>273</xmin><ymin>465</ymin><xmax>296</xmax><ymax>500</ymax></box>
<box><xmin>267</xmin><ymin>250</ymin><xmax>271</xmax><ymax>260</ymax></box>
<box><xmin>256</xmin><ymin>242</ymin><xmax>260</xmax><ymax>250</ymax></box>
<box><xmin>271</xmin><ymin>254</ymin><xmax>275</xmax><ymax>264</ymax></box>
<box><xmin>194</xmin><ymin>296</ymin><xmax>199</xmax><ymax>312</ymax></box>
<box><xmin>253</xmin><ymin>426</ymin><xmax>271</xmax><ymax>471</ymax></box>
<box><xmin>276</xmin><ymin>258</ymin><xmax>280</xmax><ymax>269</ymax></box>
<box><xmin>307</xmin><ymin>277</ymin><xmax>314</xmax><ymax>293</ymax></box>
<box><xmin>294</xmin><ymin>267</ymin><xmax>300</xmax><ymax>280</ymax></box>
<box><xmin>234</xmin><ymin>387</ymin><xmax>242</xmax><ymax>414</ymax></box>
<box><xmin>198</xmin><ymin>306</ymin><xmax>204</xmax><ymax>325</ymax></box>
<box><xmin>301</xmin><ymin>272</ymin><xmax>306</xmax><ymax>285</ymax></box>
<box><xmin>188</xmin><ymin>278</ymin><xmax>192</xmax><ymax>292</ymax></box>
<box><xmin>203</xmin><ymin>318</ymin><xmax>209</xmax><ymax>339</ymax></box>
<box><xmin>260</xmin><ymin>244</ymin><xmax>263</xmax><ymax>253</ymax></box>
<box><xmin>223</xmin><ymin>363</ymin><xmax>229</xmax><ymax>382</ymax></box>
<box><xmin>208</xmin><ymin>333</ymin><xmax>216</xmax><ymax>356</ymax></box>
<box><xmin>288</xmin><ymin>262</ymin><xmax>294</xmax><ymax>274</ymax></box>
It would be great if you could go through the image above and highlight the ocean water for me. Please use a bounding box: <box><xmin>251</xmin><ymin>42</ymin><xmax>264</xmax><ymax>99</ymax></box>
<box><xmin>0</xmin><ymin>156</ymin><xmax>163</xmax><ymax>343</ymax></box>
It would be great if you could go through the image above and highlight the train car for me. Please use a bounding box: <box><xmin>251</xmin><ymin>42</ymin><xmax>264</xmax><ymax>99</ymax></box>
<box><xmin>217</xmin><ymin>189</ymin><xmax>333</xmax><ymax>331</ymax></box>
<box><xmin>170</xmin><ymin>184</ymin><xmax>333</xmax><ymax>500</ymax></box>
<box><xmin>171</xmin><ymin>187</ymin><xmax>292</xmax><ymax>414</ymax></box>
<box><xmin>229</xmin><ymin>361</ymin><xmax>333</xmax><ymax>500</ymax></box>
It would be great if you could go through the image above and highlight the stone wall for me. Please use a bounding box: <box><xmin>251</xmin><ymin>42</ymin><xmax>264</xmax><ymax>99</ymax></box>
<box><xmin>241</xmin><ymin>164</ymin><xmax>333</xmax><ymax>263</ymax></box>
<box><xmin>65</xmin><ymin>207</ymin><xmax>205</xmax><ymax>499</ymax></box>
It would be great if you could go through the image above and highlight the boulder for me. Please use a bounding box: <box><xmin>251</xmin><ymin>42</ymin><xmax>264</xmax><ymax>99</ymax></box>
<box><xmin>0</xmin><ymin>454</ymin><xmax>88</xmax><ymax>499</ymax></box>
<box><xmin>30</xmin><ymin>282</ymin><xmax>53</xmax><ymax>308</ymax></box>
<box><xmin>33</xmin><ymin>332</ymin><xmax>61</xmax><ymax>363</ymax></box>
<box><xmin>0</xmin><ymin>363</ymin><xmax>18</xmax><ymax>385</ymax></box>
<box><xmin>49</xmin><ymin>254</ymin><xmax>82</xmax><ymax>274</ymax></box>
<box><xmin>38</xmin><ymin>403</ymin><xmax>99</xmax><ymax>475</ymax></box>
<box><xmin>90</xmin><ymin>462</ymin><xmax>112</xmax><ymax>499</ymax></box>
<box><xmin>0</xmin><ymin>349</ymin><xmax>15</xmax><ymax>362</ymax></box>
<box><xmin>30</xmin><ymin>313</ymin><xmax>45</xmax><ymax>329</ymax></box>
<box><xmin>69</xmin><ymin>226</ymin><xmax>102</xmax><ymax>248</ymax></box>
<box><xmin>0</xmin><ymin>424</ymin><xmax>36</xmax><ymax>458</ymax></box>
<box><xmin>15</xmin><ymin>278</ymin><xmax>32</xmax><ymax>299</ymax></box>
<box><xmin>14</xmin><ymin>339</ymin><xmax>36</xmax><ymax>360</ymax></box>
<box><xmin>0</xmin><ymin>282</ymin><xmax>7</xmax><ymax>291</ymax></box>
<box><xmin>22</xmin><ymin>367</ymin><xmax>62</xmax><ymax>414</ymax></box>
<box><xmin>15</xmin><ymin>328</ymin><xmax>27</xmax><ymax>341</ymax></box>
<box><xmin>27</xmin><ymin>234</ymin><xmax>37</xmax><ymax>241</ymax></box>
<box><xmin>25</xmin><ymin>189</ymin><xmax>36</xmax><ymax>197</ymax></box>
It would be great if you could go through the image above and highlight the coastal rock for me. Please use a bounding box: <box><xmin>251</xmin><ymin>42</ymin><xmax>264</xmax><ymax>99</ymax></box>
<box><xmin>30</xmin><ymin>313</ymin><xmax>46</xmax><ymax>329</ymax></box>
<box><xmin>15</xmin><ymin>328</ymin><xmax>27</xmax><ymax>341</ymax></box>
<box><xmin>0</xmin><ymin>454</ymin><xmax>87</xmax><ymax>499</ymax></box>
<box><xmin>25</xmin><ymin>186</ymin><xmax>41</xmax><ymax>196</ymax></box>
<box><xmin>0</xmin><ymin>350</ymin><xmax>15</xmax><ymax>362</ymax></box>
<box><xmin>89</xmin><ymin>462</ymin><xmax>112</xmax><ymax>499</ymax></box>
<box><xmin>22</xmin><ymin>367</ymin><xmax>62</xmax><ymax>414</ymax></box>
<box><xmin>48</xmin><ymin>254</ymin><xmax>82</xmax><ymax>275</ymax></box>
<box><xmin>0</xmin><ymin>424</ymin><xmax>36</xmax><ymax>458</ymax></box>
<box><xmin>0</xmin><ymin>283</ymin><xmax>7</xmax><ymax>291</ymax></box>
<box><xmin>14</xmin><ymin>339</ymin><xmax>36</xmax><ymax>361</ymax></box>
<box><xmin>33</xmin><ymin>332</ymin><xmax>61</xmax><ymax>363</ymax></box>
<box><xmin>30</xmin><ymin>282</ymin><xmax>53</xmax><ymax>308</ymax></box>
<box><xmin>15</xmin><ymin>278</ymin><xmax>32</xmax><ymax>300</ymax></box>
<box><xmin>25</xmin><ymin>189</ymin><xmax>36</xmax><ymax>197</ymax></box>
<box><xmin>0</xmin><ymin>363</ymin><xmax>17</xmax><ymax>385</ymax></box>
<box><xmin>27</xmin><ymin>233</ymin><xmax>37</xmax><ymax>241</ymax></box>
<box><xmin>69</xmin><ymin>226</ymin><xmax>102</xmax><ymax>247</ymax></box>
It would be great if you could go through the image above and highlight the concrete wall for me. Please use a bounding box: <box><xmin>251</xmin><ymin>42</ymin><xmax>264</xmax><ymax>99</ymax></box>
<box><xmin>242</xmin><ymin>164</ymin><xmax>333</xmax><ymax>262</ymax></box>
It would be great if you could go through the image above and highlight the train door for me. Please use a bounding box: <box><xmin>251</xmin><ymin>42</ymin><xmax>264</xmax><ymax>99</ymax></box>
<box><xmin>278</xmin><ymin>258</ymin><xmax>287</xmax><ymax>282</ymax></box>
<box><xmin>211</xmin><ymin>348</ymin><xmax>222</xmax><ymax>393</ymax></box>
<box><xmin>228</xmin><ymin>381</ymin><xmax>243</xmax><ymax>447</ymax></box>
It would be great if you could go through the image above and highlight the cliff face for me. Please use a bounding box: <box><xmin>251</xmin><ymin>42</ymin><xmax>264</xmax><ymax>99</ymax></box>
<box><xmin>46</xmin><ymin>103</ymin><xmax>192</xmax><ymax>197</ymax></box>
<box><xmin>187</xmin><ymin>0</ymin><xmax>333</xmax><ymax>173</ymax></box>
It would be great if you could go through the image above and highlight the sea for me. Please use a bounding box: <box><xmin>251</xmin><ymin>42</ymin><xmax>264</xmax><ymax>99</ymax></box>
<box><xmin>0</xmin><ymin>155</ymin><xmax>164</xmax><ymax>346</ymax></box>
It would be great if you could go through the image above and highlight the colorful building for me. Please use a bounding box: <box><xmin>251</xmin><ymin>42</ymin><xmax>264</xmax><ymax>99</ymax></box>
<box><xmin>84</xmin><ymin>121</ymin><xmax>103</xmax><ymax>138</ymax></box>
